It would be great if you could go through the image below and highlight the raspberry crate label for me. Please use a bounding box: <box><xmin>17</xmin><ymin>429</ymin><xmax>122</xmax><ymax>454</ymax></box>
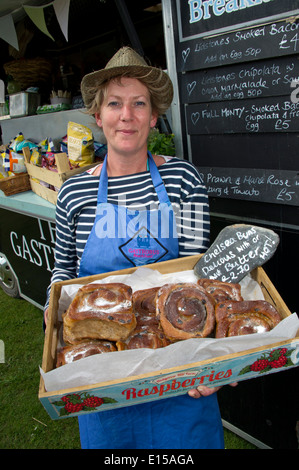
<box><xmin>40</xmin><ymin>339</ymin><xmax>299</xmax><ymax>420</ymax></box>
<box><xmin>52</xmin><ymin>393</ymin><xmax>117</xmax><ymax>417</ymax></box>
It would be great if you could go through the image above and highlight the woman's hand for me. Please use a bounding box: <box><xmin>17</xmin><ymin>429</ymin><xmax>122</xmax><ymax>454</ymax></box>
<box><xmin>188</xmin><ymin>382</ymin><xmax>238</xmax><ymax>399</ymax></box>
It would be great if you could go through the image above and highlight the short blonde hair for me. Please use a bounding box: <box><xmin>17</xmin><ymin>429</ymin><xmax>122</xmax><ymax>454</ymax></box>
<box><xmin>86</xmin><ymin>70</ymin><xmax>171</xmax><ymax>117</ymax></box>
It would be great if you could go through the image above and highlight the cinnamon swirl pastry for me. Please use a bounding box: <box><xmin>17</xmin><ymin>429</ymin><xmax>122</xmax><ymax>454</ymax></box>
<box><xmin>116</xmin><ymin>325</ymin><xmax>170</xmax><ymax>350</ymax></box>
<box><xmin>156</xmin><ymin>283</ymin><xmax>216</xmax><ymax>340</ymax></box>
<box><xmin>56</xmin><ymin>340</ymin><xmax>117</xmax><ymax>367</ymax></box>
<box><xmin>133</xmin><ymin>287</ymin><xmax>160</xmax><ymax>326</ymax></box>
<box><xmin>215</xmin><ymin>300</ymin><xmax>281</xmax><ymax>338</ymax></box>
<box><xmin>197</xmin><ymin>278</ymin><xmax>243</xmax><ymax>302</ymax></box>
<box><xmin>63</xmin><ymin>282</ymin><xmax>136</xmax><ymax>344</ymax></box>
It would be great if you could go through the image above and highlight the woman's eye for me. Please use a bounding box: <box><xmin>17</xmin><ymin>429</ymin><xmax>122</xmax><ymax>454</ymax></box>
<box><xmin>108</xmin><ymin>101</ymin><xmax>120</xmax><ymax>107</ymax></box>
<box><xmin>106</xmin><ymin>100</ymin><xmax>147</xmax><ymax>108</ymax></box>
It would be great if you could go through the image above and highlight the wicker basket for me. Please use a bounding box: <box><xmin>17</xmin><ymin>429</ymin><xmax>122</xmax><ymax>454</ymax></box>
<box><xmin>0</xmin><ymin>173</ymin><xmax>31</xmax><ymax>196</ymax></box>
<box><xmin>4</xmin><ymin>57</ymin><xmax>52</xmax><ymax>89</ymax></box>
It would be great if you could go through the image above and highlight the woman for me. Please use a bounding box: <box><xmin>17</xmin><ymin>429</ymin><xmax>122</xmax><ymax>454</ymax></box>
<box><xmin>44</xmin><ymin>47</ymin><xmax>229</xmax><ymax>449</ymax></box>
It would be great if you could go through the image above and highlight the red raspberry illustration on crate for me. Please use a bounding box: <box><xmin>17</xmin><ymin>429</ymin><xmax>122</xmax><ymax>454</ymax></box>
<box><xmin>239</xmin><ymin>347</ymin><xmax>294</xmax><ymax>376</ymax></box>
<box><xmin>52</xmin><ymin>392</ymin><xmax>117</xmax><ymax>416</ymax></box>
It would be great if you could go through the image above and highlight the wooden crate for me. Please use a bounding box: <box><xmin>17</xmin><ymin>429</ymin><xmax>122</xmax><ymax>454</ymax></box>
<box><xmin>39</xmin><ymin>255</ymin><xmax>299</xmax><ymax>420</ymax></box>
<box><xmin>0</xmin><ymin>173</ymin><xmax>31</xmax><ymax>196</ymax></box>
<box><xmin>23</xmin><ymin>147</ymin><xmax>98</xmax><ymax>204</ymax></box>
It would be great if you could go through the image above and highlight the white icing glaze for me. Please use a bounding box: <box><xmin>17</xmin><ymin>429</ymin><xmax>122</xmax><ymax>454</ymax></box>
<box><xmin>78</xmin><ymin>296</ymin><xmax>131</xmax><ymax>314</ymax></box>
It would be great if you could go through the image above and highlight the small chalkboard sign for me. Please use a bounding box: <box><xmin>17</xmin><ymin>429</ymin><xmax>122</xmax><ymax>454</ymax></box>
<box><xmin>194</xmin><ymin>224</ymin><xmax>279</xmax><ymax>283</ymax></box>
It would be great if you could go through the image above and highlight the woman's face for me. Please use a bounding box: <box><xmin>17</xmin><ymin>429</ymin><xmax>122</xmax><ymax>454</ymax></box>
<box><xmin>95</xmin><ymin>77</ymin><xmax>157</xmax><ymax>157</ymax></box>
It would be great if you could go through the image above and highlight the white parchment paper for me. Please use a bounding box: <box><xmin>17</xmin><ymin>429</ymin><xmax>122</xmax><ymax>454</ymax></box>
<box><xmin>40</xmin><ymin>268</ymin><xmax>299</xmax><ymax>392</ymax></box>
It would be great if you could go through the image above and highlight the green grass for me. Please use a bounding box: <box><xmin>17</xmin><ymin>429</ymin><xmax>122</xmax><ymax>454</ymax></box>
<box><xmin>0</xmin><ymin>288</ymin><xmax>256</xmax><ymax>449</ymax></box>
<box><xmin>0</xmin><ymin>289</ymin><xmax>81</xmax><ymax>449</ymax></box>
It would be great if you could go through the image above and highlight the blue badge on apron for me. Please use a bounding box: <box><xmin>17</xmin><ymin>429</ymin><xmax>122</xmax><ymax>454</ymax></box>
<box><xmin>119</xmin><ymin>226</ymin><xmax>168</xmax><ymax>266</ymax></box>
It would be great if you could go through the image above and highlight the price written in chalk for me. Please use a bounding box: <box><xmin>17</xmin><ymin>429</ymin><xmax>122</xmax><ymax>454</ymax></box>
<box><xmin>179</xmin><ymin>19</ymin><xmax>299</xmax><ymax>72</ymax></box>
<box><xmin>198</xmin><ymin>167</ymin><xmax>299</xmax><ymax>206</ymax></box>
<box><xmin>194</xmin><ymin>224</ymin><xmax>280</xmax><ymax>283</ymax></box>
<box><xmin>187</xmin><ymin>96</ymin><xmax>299</xmax><ymax>134</ymax></box>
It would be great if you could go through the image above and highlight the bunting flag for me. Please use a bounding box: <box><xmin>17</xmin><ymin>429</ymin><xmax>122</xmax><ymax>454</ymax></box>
<box><xmin>0</xmin><ymin>1</ymin><xmax>71</xmax><ymax>49</ymax></box>
<box><xmin>23</xmin><ymin>2</ymin><xmax>55</xmax><ymax>41</ymax></box>
<box><xmin>0</xmin><ymin>14</ymin><xmax>19</xmax><ymax>51</ymax></box>
<box><xmin>53</xmin><ymin>0</ymin><xmax>70</xmax><ymax>42</ymax></box>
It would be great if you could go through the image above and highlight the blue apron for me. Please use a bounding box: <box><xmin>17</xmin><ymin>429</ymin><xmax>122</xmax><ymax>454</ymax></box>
<box><xmin>77</xmin><ymin>152</ymin><xmax>224</xmax><ymax>449</ymax></box>
<box><xmin>79</xmin><ymin>152</ymin><xmax>178</xmax><ymax>276</ymax></box>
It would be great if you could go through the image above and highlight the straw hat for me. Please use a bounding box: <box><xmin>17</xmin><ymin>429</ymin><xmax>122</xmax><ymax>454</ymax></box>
<box><xmin>81</xmin><ymin>47</ymin><xmax>173</xmax><ymax>110</ymax></box>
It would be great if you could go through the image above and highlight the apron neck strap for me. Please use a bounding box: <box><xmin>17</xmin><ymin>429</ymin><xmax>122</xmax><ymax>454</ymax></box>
<box><xmin>97</xmin><ymin>152</ymin><xmax>171</xmax><ymax>205</ymax></box>
<box><xmin>97</xmin><ymin>154</ymin><xmax>108</xmax><ymax>203</ymax></box>
<box><xmin>147</xmin><ymin>152</ymin><xmax>170</xmax><ymax>205</ymax></box>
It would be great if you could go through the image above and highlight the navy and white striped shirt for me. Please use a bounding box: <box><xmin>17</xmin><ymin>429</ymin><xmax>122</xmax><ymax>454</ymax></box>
<box><xmin>45</xmin><ymin>157</ymin><xmax>210</xmax><ymax>308</ymax></box>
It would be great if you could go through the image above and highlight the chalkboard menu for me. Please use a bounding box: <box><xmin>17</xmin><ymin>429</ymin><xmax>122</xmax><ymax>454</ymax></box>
<box><xmin>170</xmin><ymin>0</ymin><xmax>299</xmax><ymax>209</ymax></box>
